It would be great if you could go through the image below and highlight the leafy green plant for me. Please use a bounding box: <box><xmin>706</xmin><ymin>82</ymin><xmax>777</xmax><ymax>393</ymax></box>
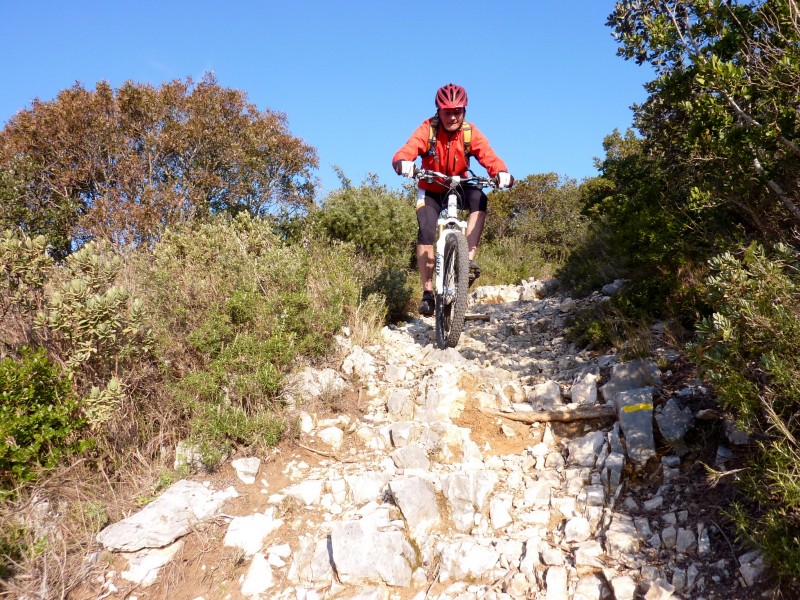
<box><xmin>14</xmin><ymin>240</ymin><xmax>154</xmax><ymax>429</ymax></box>
<box><xmin>692</xmin><ymin>241</ymin><xmax>800</xmax><ymax>578</ymax></box>
<box><xmin>34</xmin><ymin>241</ymin><xmax>152</xmax><ymax>378</ymax></box>
<box><xmin>139</xmin><ymin>213</ymin><xmax>377</xmax><ymax>464</ymax></box>
<box><xmin>0</xmin><ymin>347</ymin><xmax>89</xmax><ymax>493</ymax></box>
<box><xmin>314</xmin><ymin>175</ymin><xmax>416</xmax><ymax>272</ymax></box>
<box><xmin>313</xmin><ymin>175</ymin><xmax>415</xmax><ymax>320</ymax></box>
<box><xmin>0</xmin><ymin>230</ymin><xmax>53</xmax><ymax>319</ymax></box>
<box><xmin>693</xmin><ymin>242</ymin><xmax>800</xmax><ymax>425</ymax></box>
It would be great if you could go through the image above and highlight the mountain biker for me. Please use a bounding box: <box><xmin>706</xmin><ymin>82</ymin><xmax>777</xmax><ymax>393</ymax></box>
<box><xmin>392</xmin><ymin>83</ymin><xmax>513</xmax><ymax>316</ymax></box>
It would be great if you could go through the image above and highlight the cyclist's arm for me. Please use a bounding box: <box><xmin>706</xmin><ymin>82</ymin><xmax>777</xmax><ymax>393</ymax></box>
<box><xmin>467</xmin><ymin>124</ymin><xmax>509</xmax><ymax>178</ymax></box>
<box><xmin>392</xmin><ymin>120</ymin><xmax>431</xmax><ymax>165</ymax></box>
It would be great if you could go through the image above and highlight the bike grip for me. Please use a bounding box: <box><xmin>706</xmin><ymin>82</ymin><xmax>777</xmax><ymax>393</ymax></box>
<box><xmin>493</xmin><ymin>173</ymin><xmax>515</xmax><ymax>188</ymax></box>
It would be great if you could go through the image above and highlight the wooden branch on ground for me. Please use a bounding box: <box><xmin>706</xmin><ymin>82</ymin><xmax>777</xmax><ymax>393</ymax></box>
<box><xmin>483</xmin><ymin>405</ymin><xmax>616</xmax><ymax>423</ymax></box>
<box><xmin>465</xmin><ymin>313</ymin><xmax>490</xmax><ymax>322</ymax></box>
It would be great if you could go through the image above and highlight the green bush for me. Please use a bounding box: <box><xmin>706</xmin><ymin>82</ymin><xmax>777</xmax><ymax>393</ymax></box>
<box><xmin>2</xmin><ymin>230</ymin><xmax>151</xmax><ymax>430</ymax></box>
<box><xmin>26</xmin><ymin>240</ymin><xmax>152</xmax><ymax>427</ymax></box>
<box><xmin>692</xmin><ymin>242</ymin><xmax>800</xmax><ymax>578</ymax></box>
<box><xmin>560</xmin><ymin>131</ymin><xmax>735</xmax><ymax>316</ymax></box>
<box><xmin>314</xmin><ymin>176</ymin><xmax>415</xmax><ymax>320</ymax></box>
<box><xmin>314</xmin><ymin>175</ymin><xmax>416</xmax><ymax>272</ymax></box>
<box><xmin>362</xmin><ymin>266</ymin><xmax>410</xmax><ymax>323</ymax></box>
<box><xmin>693</xmin><ymin>243</ymin><xmax>800</xmax><ymax>426</ymax></box>
<box><xmin>139</xmin><ymin>213</ymin><xmax>377</xmax><ymax>465</ymax></box>
<box><xmin>478</xmin><ymin>235</ymin><xmax>550</xmax><ymax>285</ymax></box>
<box><xmin>0</xmin><ymin>230</ymin><xmax>53</xmax><ymax>319</ymax></box>
<box><xmin>0</xmin><ymin>347</ymin><xmax>89</xmax><ymax>493</ymax></box>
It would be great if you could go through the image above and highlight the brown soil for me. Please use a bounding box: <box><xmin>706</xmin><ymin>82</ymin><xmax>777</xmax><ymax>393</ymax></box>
<box><xmin>453</xmin><ymin>403</ymin><xmax>533</xmax><ymax>455</ymax></box>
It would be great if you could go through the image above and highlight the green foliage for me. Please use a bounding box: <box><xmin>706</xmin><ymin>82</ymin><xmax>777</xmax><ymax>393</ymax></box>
<box><xmin>565</xmin><ymin>302</ymin><xmax>623</xmax><ymax>351</ymax></box>
<box><xmin>0</xmin><ymin>348</ymin><xmax>89</xmax><ymax>493</ymax></box>
<box><xmin>692</xmin><ymin>242</ymin><xmax>800</xmax><ymax>578</ymax></box>
<box><xmin>693</xmin><ymin>242</ymin><xmax>800</xmax><ymax>426</ymax></box>
<box><xmin>560</xmin><ymin>130</ymin><xmax>727</xmax><ymax>321</ymax></box>
<box><xmin>478</xmin><ymin>236</ymin><xmax>550</xmax><ymax>285</ymax></box>
<box><xmin>0</xmin><ymin>229</ymin><xmax>53</xmax><ymax>319</ymax></box>
<box><xmin>314</xmin><ymin>175</ymin><xmax>415</xmax><ymax>320</ymax></box>
<box><xmin>0</xmin><ymin>161</ymin><xmax>79</xmax><ymax>259</ymax></box>
<box><xmin>139</xmin><ymin>213</ymin><xmax>373</xmax><ymax>463</ymax></box>
<box><xmin>34</xmin><ymin>242</ymin><xmax>152</xmax><ymax>385</ymax></box>
<box><xmin>1</xmin><ymin>230</ymin><xmax>148</xmax><ymax>434</ymax></box>
<box><xmin>186</xmin><ymin>397</ymin><xmax>286</xmax><ymax>467</ymax></box>
<box><xmin>4</xmin><ymin>239</ymin><xmax>154</xmax><ymax>430</ymax></box>
<box><xmin>729</xmin><ymin>434</ymin><xmax>800</xmax><ymax>580</ymax></box>
<box><xmin>315</xmin><ymin>175</ymin><xmax>416</xmax><ymax>271</ymax></box>
<box><xmin>609</xmin><ymin>0</ymin><xmax>800</xmax><ymax>236</ymax></box>
<box><xmin>485</xmin><ymin>173</ymin><xmax>587</xmax><ymax>263</ymax></box>
<box><xmin>361</xmin><ymin>266</ymin><xmax>408</xmax><ymax>323</ymax></box>
<box><xmin>588</xmin><ymin>3</ymin><xmax>800</xmax><ymax>577</ymax></box>
<box><xmin>474</xmin><ymin>173</ymin><xmax>589</xmax><ymax>285</ymax></box>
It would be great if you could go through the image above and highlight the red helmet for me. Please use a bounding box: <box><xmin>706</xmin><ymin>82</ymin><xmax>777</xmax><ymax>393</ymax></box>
<box><xmin>435</xmin><ymin>83</ymin><xmax>468</xmax><ymax>109</ymax></box>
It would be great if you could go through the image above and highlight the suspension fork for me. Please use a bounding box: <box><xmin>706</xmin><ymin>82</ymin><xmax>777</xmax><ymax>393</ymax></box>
<box><xmin>435</xmin><ymin>190</ymin><xmax>465</xmax><ymax>298</ymax></box>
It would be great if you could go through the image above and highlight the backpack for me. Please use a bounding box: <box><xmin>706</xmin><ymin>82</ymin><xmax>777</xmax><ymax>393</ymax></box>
<box><xmin>426</xmin><ymin>116</ymin><xmax>472</xmax><ymax>161</ymax></box>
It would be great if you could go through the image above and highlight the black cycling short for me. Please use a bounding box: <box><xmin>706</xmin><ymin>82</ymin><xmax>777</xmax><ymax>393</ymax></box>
<box><xmin>416</xmin><ymin>185</ymin><xmax>488</xmax><ymax>245</ymax></box>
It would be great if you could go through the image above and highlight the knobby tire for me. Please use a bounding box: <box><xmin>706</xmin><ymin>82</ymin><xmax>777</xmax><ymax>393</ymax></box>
<box><xmin>435</xmin><ymin>232</ymin><xmax>469</xmax><ymax>348</ymax></box>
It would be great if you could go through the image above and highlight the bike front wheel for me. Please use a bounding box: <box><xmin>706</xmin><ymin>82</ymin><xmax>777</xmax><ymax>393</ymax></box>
<box><xmin>435</xmin><ymin>232</ymin><xmax>470</xmax><ymax>349</ymax></box>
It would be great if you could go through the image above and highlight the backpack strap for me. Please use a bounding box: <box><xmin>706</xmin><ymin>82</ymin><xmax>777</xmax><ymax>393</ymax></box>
<box><xmin>462</xmin><ymin>122</ymin><xmax>472</xmax><ymax>159</ymax></box>
<box><xmin>426</xmin><ymin>116</ymin><xmax>439</xmax><ymax>159</ymax></box>
<box><xmin>426</xmin><ymin>116</ymin><xmax>472</xmax><ymax>161</ymax></box>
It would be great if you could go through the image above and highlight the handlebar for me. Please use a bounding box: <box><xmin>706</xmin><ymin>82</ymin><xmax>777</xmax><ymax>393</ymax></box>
<box><xmin>413</xmin><ymin>168</ymin><xmax>506</xmax><ymax>189</ymax></box>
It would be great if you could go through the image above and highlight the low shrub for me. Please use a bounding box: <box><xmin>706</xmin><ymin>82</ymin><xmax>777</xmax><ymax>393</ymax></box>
<box><xmin>137</xmin><ymin>213</ymin><xmax>379</xmax><ymax>465</ymax></box>
<box><xmin>692</xmin><ymin>242</ymin><xmax>800</xmax><ymax>578</ymax></box>
<box><xmin>314</xmin><ymin>175</ymin><xmax>416</xmax><ymax>273</ymax></box>
<box><xmin>478</xmin><ymin>235</ymin><xmax>551</xmax><ymax>285</ymax></box>
<box><xmin>0</xmin><ymin>347</ymin><xmax>89</xmax><ymax>494</ymax></box>
<box><xmin>313</xmin><ymin>176</ymin><xmax>415</xmax><ymax>320</ymax></box>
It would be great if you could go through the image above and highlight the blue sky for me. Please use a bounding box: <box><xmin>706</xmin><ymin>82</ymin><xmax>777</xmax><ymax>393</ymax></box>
<box><xmin>1</xmin><ymin>1</ymin><xmax>652</xmax><ymax>197</ymax></box>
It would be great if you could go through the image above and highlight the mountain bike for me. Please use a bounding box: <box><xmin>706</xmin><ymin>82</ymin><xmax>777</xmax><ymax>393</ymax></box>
<box><xmin>414</xmin><ymin>168</ymin><xmax>499</xmax><ymax>349</ymax></box>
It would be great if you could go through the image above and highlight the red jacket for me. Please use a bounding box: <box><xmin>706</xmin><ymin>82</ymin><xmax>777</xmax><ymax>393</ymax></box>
<box><xmin>392</xmin><ymin>118</ymin><xmax>508</xmax><ymax>192</ymax></box>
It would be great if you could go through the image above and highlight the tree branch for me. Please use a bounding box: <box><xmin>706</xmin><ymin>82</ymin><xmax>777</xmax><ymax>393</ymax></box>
<box><xmin>751</xmin><ymin>154</ymin><xmax>800</xmax><ymax>224</ymax></box>
<box><xmin>482</xmin><ymin>405</ymin><xmax>616</xmax><ymax>424</ymax></box>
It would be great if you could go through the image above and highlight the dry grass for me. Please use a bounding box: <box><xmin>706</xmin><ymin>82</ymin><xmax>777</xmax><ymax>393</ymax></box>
<box><xmin>1</xmin><ymin>467</ymin><xmax>113</xmax><ymax>597</ymax></box>
<box><xmin>0</xmin><ymin>431</ymin><xmax>186</xmax><ymax>599</ymax></box>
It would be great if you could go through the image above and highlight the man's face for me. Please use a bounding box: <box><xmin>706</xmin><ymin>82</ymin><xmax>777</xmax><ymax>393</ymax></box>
<box><xmin>438</xmin><ymin>107</ymin><xmax>465</xmax><ymax>133</ymax></box>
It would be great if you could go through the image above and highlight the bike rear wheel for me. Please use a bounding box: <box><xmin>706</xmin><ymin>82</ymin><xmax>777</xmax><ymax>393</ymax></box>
<box><xmin>435</xmin><ymin>232</ymin><xmax>470</xmax><ymax>348</ymax></box>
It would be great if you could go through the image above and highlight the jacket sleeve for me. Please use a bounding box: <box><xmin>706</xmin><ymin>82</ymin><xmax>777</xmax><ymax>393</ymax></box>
<box><xmin>392</xmin><ymin>120</ymin><xmax>431</xmax><ymax>165</ymax></box>
<box><xmin>469</xmin><ymin>125</ymin><xmax>509</xmax><ymax>177</ymax></box>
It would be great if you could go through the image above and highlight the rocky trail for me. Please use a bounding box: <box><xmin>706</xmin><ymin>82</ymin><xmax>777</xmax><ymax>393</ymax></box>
<box><xmin>77</xmin><ymin>280</ymin><xmax>771</xmax><ymax>600</ymax></box>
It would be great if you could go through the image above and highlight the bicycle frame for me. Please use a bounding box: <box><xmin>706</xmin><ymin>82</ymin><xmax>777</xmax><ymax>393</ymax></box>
<box><xmin>410</xmin><ymin>167</ymin><xmax>498</xmax><ymax>348</ymax></box>
<box><xmin>434</xmin><ymin>177</ymin><xmax>468</xmax><ymax>301</ymax></box>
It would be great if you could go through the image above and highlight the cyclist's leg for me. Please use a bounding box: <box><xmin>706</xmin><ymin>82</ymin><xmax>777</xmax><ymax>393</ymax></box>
<box><xmin>465</xmin><ymin>212</ymin><xmax>486</xmax><ymax>261</ymax></box>
<box><xmin>460</xmin><ymin>186</ymin><xmax>488</xmax><ymax>283</ymax></box>
<box><xmin>417</xmin><ymin>244</ymin><xmax>434</xmax><ymax>291</ymax></box>
<box><xmin>460</xmin><ymin>186</ymin><xmax>489</xmax><ymax>259</ymax></box>
<box><xmin>416</xmin><ymin>190</ymin><xmax>442</xmax><ymax>314</ymax></box>
<box><xmin>416</xmin><ymin>190</ymin><xmax>441</xmax><ymax>289</ymax></box>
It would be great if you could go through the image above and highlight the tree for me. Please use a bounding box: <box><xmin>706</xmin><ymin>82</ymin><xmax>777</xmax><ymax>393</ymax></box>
<box><xmin>608</xmin><ymin>0</ymin><xmax>800</xmax><ymax>236</ymax></box>
<box><xmin>0</xmin><ymin>74</ymin><xmax>318</xmax><ymax>252</ymax></box>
